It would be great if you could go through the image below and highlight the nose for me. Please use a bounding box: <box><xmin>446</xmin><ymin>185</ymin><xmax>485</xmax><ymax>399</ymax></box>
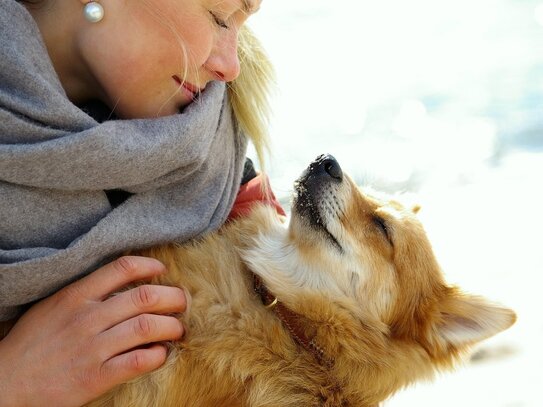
<box><xmin>309</xmin><ymin>154</ymin><xmax>343</xmax><ymax>181</ymax></box>
<box><xmin>204</xmin><ymin>30</ymin><xmax>241</xmax><ymax>82</ymax></box>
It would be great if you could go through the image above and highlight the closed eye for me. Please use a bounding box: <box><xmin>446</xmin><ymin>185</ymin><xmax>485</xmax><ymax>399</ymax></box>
<box><xmin>373</xmin><ymin>216</ymin><xmax>392</xmax><ymax>246</ymax></box>
<box><xmin>209</xmin><ymin>11</ymin><xmax>230</xmax><ymax>29</ymax></box>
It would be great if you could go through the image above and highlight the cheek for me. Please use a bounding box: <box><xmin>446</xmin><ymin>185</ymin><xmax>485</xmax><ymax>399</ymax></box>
<box><xmin>118</xmin><ymin>3</ymin><xmax>214</xmax><ymax>70</ymax></box>
<box><xmin>176</xmin><ymin>22</ymin><xmax>215</xmax><ymax>67</ymax></box>
<box><xmin>84</xmin><ymin>14</ymin><xmax>176</xmax><ymax>79</ymax></box>
<box><xmin>139</xmin><ymin>1</ymin><xmax>215</xmax><ymax>68</ymax></box>
<box><xmin>367</xmin><ymin>265</ymin><xmax>398</xmax><ymax>322</ymax></box>
<box><xmin>351</xmin><ymin>254</ymin><xmax>397</xmax><ymax>322</ymax></box>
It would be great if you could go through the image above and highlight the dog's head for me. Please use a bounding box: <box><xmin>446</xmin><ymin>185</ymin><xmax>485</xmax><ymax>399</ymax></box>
<box><xmin>243</xmin><ymin>154</ymin><xmax>515</xmax><ymax>402</ymax></box>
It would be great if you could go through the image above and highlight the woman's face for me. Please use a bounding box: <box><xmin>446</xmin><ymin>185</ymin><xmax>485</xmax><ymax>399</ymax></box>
<box><xmin>77</xmin><ymin>0</ymin><xmax>261</xmax><ymax>118</ymax></box>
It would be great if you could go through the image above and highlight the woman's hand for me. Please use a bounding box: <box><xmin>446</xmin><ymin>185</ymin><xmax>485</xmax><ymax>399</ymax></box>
<box><xmin>0</xmin><ymin>256</ymin><xmax>187</xmax><ymax>407</ymax></box>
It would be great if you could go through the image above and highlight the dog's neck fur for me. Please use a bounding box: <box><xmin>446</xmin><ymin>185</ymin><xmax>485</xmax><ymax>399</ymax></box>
<box><xmin>88</xmin><ymin>207</ymin><xmax>435</xmax><ymax>406</ymax></box>
<box><xmin>253</xmin><ymin>273</ymin><xmax>334</xmax><ymax>368</ymax></box>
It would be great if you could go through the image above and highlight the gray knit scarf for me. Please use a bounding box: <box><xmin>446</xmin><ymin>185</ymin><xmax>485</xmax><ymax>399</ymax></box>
<box><xmin>0</xmin><ymin>0</ymin><xmax>247</xmax><ymax>320</ymax></box>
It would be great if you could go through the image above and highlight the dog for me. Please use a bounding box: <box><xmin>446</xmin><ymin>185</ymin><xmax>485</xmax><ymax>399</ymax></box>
<box><xmin>85</xmin><ymin>154</ymin><xmax>514</xmax><ymax>406</ymax></box>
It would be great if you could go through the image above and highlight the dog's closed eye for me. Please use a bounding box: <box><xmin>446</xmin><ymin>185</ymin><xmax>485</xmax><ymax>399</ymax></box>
<box><xmin>373</xmin><ymin>216</ymin><xmax>392</xmax><ymax>246</ymax></box>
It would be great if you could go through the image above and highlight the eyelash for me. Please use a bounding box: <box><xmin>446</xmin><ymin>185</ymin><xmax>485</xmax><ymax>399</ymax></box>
<box><xmin>209</xmin><ymin>11</ymin><xmax>229</xmax><ymax>29</ymax></box>
<box><xmin>373</xmin><ymin>216</ymin><xmax>392</xmax><ymax>245</ymax></box>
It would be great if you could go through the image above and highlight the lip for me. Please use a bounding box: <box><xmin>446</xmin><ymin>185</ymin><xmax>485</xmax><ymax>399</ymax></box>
<box><xmin>173</xmin><ymin>76</ymin><xmax>204</xmax><ymax>97</ymax></box>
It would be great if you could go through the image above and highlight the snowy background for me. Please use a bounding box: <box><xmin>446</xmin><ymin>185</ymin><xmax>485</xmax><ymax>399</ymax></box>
<box><xmin>248</xmin><ymin>0</ymin><xmax>543</xmax><ymax>405</ymax></box>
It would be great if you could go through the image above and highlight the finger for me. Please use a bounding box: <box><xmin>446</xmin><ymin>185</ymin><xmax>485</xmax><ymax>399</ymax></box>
<box><xmin>96</xmin><ymin>314</ymin><xmax>183</xmax><ymax>361</ymax></box>
<box><xmin>97</xmin><ymin>285</ymin><xmax>187</xmax><ymax>330</ymax></box>
<box><xmin>99</xmin><ymin>343</ymin><xmax>167</xmax><ymax>391</ymax></box>
<box><xmin>69</xmin><ymin>256</ymin><xmax>167</xmax><ymax>301</ymax></box>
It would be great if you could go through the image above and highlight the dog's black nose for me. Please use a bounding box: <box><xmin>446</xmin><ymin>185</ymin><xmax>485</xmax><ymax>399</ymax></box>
<box><xmin>312</xmin><ymin>154</ymin><xmax>343</xmax><ymax>181</ymax></box>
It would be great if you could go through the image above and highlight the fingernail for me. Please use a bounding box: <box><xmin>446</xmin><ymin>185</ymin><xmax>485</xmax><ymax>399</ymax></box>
<box><xmin>180</xmin><ymin>287</ymin><xmax>192</xmax><ymax>316</ymax></box>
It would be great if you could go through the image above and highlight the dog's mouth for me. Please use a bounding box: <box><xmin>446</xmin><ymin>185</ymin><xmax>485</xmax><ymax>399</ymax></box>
<box><xmin>293</xmin><ymin>154</ymin><xmax>345</xmax><ymax>251</ymax></box>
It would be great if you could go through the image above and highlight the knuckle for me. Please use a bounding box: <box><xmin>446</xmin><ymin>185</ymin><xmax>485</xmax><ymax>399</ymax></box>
<box><xmin>57</xmin><ymin>282</ymin><xmax>86</xmax><ymax>305</ymax></box>
<box><xmin>134</xmin><ymin>314</ymin><xmax>155</xmax><ymax>338</ymax></box>
<box><xmin>114</xmin><ymin>256</ymin><xmax>138</xmax><ymax>278</ymax></box>
<box><xmin>132</xmin><ymin>285</ymin><xmax>158</xmax><ymax>310</ymax></box>
<box><xmin>130</xmin><ymin>350</ymin><xmax>148</xmax><ymax>372</ymax></box>
<box><xmin>71</xmin><ymin>309</ymin><xmax>95</xmax><ymax>331</ymax></box>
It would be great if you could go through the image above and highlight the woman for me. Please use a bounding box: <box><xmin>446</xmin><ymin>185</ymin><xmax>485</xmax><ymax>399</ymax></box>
<box><xmin>0</xmin><ymin>0</ymin><xmax>276</xmax><ymax>405</ymax></box>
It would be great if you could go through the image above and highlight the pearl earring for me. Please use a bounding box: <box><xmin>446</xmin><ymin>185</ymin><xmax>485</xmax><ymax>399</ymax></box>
<box><xmin>83</xmin><ymin>1</ymin><xmax>104</xmax><ymax>23</ymax></box>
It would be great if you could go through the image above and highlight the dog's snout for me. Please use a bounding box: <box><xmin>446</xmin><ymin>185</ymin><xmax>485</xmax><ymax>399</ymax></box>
<box><xmin>322</xmin><ymin>155</ymin><xmax>343</xmax><ymax>181</ymax></box>
<box><xmin>311</xmin><ymin>154</ymin><xmax>343</xmax><ymax>182</ymax></box>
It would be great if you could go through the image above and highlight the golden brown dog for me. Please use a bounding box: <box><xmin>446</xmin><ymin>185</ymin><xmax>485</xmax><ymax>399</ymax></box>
<box><xmin>85</xmin><ymin>154</ymin><xmax>515</xmax><ymax>406</ymax></box>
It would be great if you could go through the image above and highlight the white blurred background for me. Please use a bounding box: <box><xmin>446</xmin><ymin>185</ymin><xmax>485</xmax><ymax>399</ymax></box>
<box><xmin>248</xmin><ymin>1</ymin><xmax>543</xmax><ymax>405</ymax></box>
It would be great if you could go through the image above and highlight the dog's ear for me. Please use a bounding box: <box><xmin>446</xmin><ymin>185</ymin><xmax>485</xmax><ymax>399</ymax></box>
<box><xmin>434</xmin><ymin>293</ymin><xmax>516</xmax><ymax>349</ymax></box>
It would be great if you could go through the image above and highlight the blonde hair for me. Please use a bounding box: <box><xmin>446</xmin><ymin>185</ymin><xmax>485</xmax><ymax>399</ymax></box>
<box><xmin>228</xmin><ymin>26</ymin><xmax>275</xmax><ymax>172</ymax></box>
<box><xmin>21</xmin><ymin>0</ymin><xmax>275</xmax><ymax>169</ymax></box>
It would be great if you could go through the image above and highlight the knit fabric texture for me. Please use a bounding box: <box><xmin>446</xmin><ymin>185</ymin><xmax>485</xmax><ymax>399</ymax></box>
<box><xmin>0</xmin><ymin>0</ymin><xmax>247</xmax><ymax>320</ymax></box>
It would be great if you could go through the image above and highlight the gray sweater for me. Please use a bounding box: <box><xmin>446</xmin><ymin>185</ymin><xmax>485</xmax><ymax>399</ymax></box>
<box><xmin>0</xmin><ymin>0</ymin><xmax>247</xmax><ymax>320</ymax></box>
